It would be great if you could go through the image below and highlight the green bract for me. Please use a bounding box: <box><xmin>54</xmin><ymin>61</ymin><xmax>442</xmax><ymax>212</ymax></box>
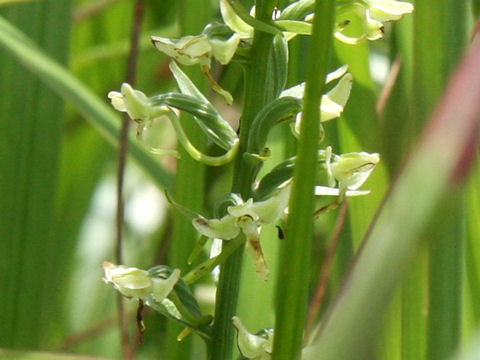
<box><xmin>220</xmin><ymin>0</ymin><xmax>254</xmax><ymax>39</ymax></box>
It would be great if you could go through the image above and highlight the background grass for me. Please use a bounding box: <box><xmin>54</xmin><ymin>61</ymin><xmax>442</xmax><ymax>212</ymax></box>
<box><xmin>0</xmin><ymin>0</ymin><xmax>479</xmax><ymax>359</ymax></box>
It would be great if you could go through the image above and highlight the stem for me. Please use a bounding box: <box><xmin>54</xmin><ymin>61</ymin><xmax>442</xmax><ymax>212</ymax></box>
<box><xmin>116</xmin><ymin>1</ymin><xmax>145</xmax><ymax>359</ymax></box>
<box><xmin>271</xmin><ymin>0</ymin><xmax>335</xmax><ymax>358</ymax></box>
<box><xmin>209</xmin><ymin>1</ymin><xmax>278</xmax><ymax>359</ymax></box>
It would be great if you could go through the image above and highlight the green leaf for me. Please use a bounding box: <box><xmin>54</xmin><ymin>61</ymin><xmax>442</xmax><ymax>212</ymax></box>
<box><xmin>0</xmin><ymin>1</ymin><xmax>72</xmax><ymax>348</ymax></box>
<box><xmin>0</xmin><ymin>15</ymin><xmax>174</xmax><ymax>192</ymax></box>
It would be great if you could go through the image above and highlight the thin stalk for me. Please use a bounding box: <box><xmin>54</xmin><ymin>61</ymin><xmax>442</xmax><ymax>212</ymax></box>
<box><xmin>306</xmin><ymin>201</ymin><xmax>348</xmax><ymax>335</ymax></box>
<box><xmin>210</xmin><ymin>1</ymin><xmax>278</xmax><ymax>359</ymax></box>
<box><xmin>271</xmin><ymin>0</ymin><xmax>335</xmax><ymax>359</ymax></box>
<box><xmin>164</xmin><ymin>0</ymin><xmax>210</xmax><ymax>358</ymax></box>
<box><xmin>115</xmin><ymin>1</ymin><xmax>145</xmax><ymax>359</ymax></box>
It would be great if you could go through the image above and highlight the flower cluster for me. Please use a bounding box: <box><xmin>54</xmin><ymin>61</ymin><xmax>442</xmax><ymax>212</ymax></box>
<box><xmin>193</xmin><ymin>181</ymin><xmax>291</xmax><ymax>281</ymax></box>
<box><xmin>102</xmin><ymin>0</ymin><xmax>413</xmax><ymax>354</ymax></box>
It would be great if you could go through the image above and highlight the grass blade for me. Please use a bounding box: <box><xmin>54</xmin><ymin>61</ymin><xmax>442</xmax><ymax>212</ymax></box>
<box><xmin>271</xmin><ymin>0</ymin><xmax>335</xmax><ymax>358</ymax></box>
<box><xmin>0</xmin><ymin>15</ymin><xmax>174</xmax><ymax>192</ymax></box>
<box><xmin>0</xmin><ymin>1</ymin><xmax>72</xmax><ymax>348</ymax></box>
<box><xmin>303</xmin><ymin>34</ymin><xmax>480</xmax><ymax>360</ymax></box>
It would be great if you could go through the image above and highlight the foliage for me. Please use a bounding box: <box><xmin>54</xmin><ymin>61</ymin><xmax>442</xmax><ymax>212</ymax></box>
<box><xmin>0</xmin><ymin>0</ymin><xmax>479</xmax><ymax>360</ymax></box>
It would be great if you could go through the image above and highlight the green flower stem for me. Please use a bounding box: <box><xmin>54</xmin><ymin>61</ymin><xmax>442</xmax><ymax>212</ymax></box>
<box><xmin>165</xmin><ymin>1</ymin><xmax>210</xmax><ymax>359</ymax></box>
<box><xmin>271</xmin><ymin>0</ymin><xmax>335</xmax><ymax>359</ymax></box>
<box><xmin>209</xmin><ymin>1</ymin><xmax>278</xmax><ymax>359</ymax></box>
<box><xmin>184</xmin><ymin>237</ymin><xmax>244</xmax><ymax>285</ymax></box>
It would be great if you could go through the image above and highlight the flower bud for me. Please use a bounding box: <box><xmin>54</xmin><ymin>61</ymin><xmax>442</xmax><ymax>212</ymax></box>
<box><xmin>327</xmin><ymin>149</ymin><xmax>380</xmax><ymax>190</ymax></box>
<box><xmin>107</xmin><ymin>83</ymin><xmax>167</xmax><ymax>122</ymax></box>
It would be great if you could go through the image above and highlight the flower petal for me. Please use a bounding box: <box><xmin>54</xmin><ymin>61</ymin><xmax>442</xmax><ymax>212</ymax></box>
<box><xmin>237</xmin><ymin>216</ymin><xmax>269</xmax><ymax>281</ymax></box>
<box><xmin>151</xmin><ymin>35</ymin><xmax>212</xmax><ymax>67</ymax></box>
<box><xmin>367</xmin><ymin>0</ymin><xmax>414</xmax><ymax>22</ymax></box>
<box><xmin>227</xmin><ymin>198</ymin><xmax>258</xmax><ymax>220</ymax></box>
<box><xmin>315</xmin><ymin>186</ymin><xmax>371</xmax><ymax>196</ymax></box>
<box><xmin>331</xmin><ymin>151</ymin><xmax>380</xmax><ymax>190</ymax></box>
<box><xmin>192</xmin><ymin>215</ymin><xmax>240</xmax><ymax>240</ymax></box>
<box><xmin>250</xmin><ymin>182</ymin><xmax>291</xmax><ymax>224</ymax></box>
<box><xmin>220</xmin><ymin>0</ymin><xmax>254</xmax><ymax>38</ymax></box>
<box><xmin>107</xmin><ymin>91</ymin><xmax>127</xmax><ymax>112</ymax></box>
<box><xmin>210</xmin><ymin>33</ymin><xmax>241</xmax><ymax>65</ymax></box>
<box><xmin>150</xmin><ymin>268</ymin><xmax>181</xmax><ymax>303</ymax></box>
<box><xmin>103</xmin><ymin>262</ymin><xmax>152</xmax><ymax>300</ymax></box>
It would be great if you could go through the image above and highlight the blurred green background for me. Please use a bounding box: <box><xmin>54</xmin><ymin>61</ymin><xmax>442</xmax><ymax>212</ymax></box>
<box><xmin>0</xmin><ymin>0</ymin><xmax>479</xmax><ymax>359</ymax></box>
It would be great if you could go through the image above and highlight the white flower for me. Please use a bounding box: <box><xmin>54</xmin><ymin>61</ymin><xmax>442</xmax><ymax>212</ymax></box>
<box><xmin>334</xmin><ymin>0</ymin><xmax>413</xmax><ymax>44</ymax></box>
<box><xmin>233</xmin><ymin>316</ymin><xmax>273</xmax><ymax>360</ymax></box>
<box><xmin>281</xmin><ymin>66</ymin><xmax>353</xmax><ymax>137</ymax></box>
<box><xmin>107</xmin><ymin>83</ymin><xmax>168</xmax><ymax>123</ymax></box>
<box><xmin>324</xmin><ymin>146</ymin><xmax>380</xmax><ymax>190</ymax></box>
<box><xmin>103</xmin><ymin>262</ymin><xmax>180</xmax><ymax>303</ymax></box>
<box><xmin>151</xmin><ymin>35</ymin><xmax>212</xmax><ymax>67</ymax></box>
<box><xmin>192</xmin><ymin>182</ymin><xmax>291</xmax><ymax>281</ymax></box>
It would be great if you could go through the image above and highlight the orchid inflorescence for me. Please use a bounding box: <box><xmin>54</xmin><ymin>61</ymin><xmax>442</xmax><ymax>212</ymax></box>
<box><xmin>104</xmin><ymin>0</ymin><xmax>412</xmax><ymax>355</ymax></box>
